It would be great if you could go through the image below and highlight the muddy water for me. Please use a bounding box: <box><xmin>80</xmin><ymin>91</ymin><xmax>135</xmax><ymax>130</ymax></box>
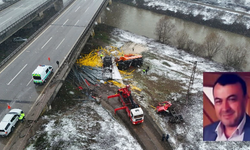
<box><xmin>101</xmin><ymin>2</ymin><xmax>250</xmax><ymax>70</ymax></box>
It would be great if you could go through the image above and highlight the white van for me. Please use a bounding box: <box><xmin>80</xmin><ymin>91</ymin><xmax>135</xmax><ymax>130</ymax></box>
<box><xmin>32</xmin><ymin>65</ymin><xmax>53</xmax><ymax>84</ymax></box>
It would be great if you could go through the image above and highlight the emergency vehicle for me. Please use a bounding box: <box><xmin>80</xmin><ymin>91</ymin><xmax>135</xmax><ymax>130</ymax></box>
<box><xmin>32</xmin><ymin>65</ymin><xmax>53</xmax><ymax>84</ymax></box>
<box><xmin>108</xmin><ymin>85</ymin><xmax>144</xmax><ymax>125</ymax></box>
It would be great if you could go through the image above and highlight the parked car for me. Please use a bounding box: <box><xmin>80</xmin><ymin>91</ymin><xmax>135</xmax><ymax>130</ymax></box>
<box><xmin>0</xmin><ymin>109</ymin><xmax>22</xmax><ymax>137</ymax></box>
<box><xmin>13</xmin><ymin>37</ymin><xmax>27</xmax><ymax>42</ymax></box>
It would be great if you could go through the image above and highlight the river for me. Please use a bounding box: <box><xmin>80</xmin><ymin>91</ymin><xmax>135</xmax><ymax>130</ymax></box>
<box><xmin>101</xmin><ymin>2</ymin><xmax>250</xmax><ymax>71</ymax></box>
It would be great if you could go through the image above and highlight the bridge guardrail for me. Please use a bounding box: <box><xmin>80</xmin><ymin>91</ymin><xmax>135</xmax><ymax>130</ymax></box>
<box><xmin>0</xmin><ymin>0</ymin><xmax>75</xmax><ymax>69</ymax></box>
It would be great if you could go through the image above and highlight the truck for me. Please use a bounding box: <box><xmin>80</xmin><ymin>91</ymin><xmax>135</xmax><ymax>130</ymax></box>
<box><xmin>116</xmin><ymin>54</ymin><xmax>143</xmax><ymax>70</ymax></box>
<box><xmin>102</xmin><ymin>56</ymin><xmax>113</xmax><ymax>80</ymax></box>
<box><xmin>108</xmin><ymin>85</ymin><xmax>144</xmax><ymax>125</ymax></box>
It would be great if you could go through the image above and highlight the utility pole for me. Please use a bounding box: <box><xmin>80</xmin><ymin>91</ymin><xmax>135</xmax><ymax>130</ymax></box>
<box><xmin>186</xmin><ymin>61</ymin><xmax>197</xmax><ymax>104</ymax></box>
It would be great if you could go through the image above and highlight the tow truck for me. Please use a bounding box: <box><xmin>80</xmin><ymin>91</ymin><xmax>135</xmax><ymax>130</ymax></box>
<box><xmin>108</xmin><ymin>85</ymin><xmax>144</xmax><ymax>124</ymax></box>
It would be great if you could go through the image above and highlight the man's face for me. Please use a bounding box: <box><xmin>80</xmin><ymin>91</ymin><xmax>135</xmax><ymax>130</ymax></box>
<box><xmin>213</xmin><ymin>82</ymin><xmax>247</xmax><ymax>127</ymax></box>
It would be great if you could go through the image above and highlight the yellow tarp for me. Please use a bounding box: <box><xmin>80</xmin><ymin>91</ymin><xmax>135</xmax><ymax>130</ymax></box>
<box><xmin>76</xmin><ymin>46</ymin><xmax>141</xmax><ymax>92</ymax></box>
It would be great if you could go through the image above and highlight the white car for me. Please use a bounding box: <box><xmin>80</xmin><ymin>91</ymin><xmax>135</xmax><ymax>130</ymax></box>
<box><xmin>0</xmin><ymin>109</ymin><xmax>23</xmax><ymax>137</ymax></box>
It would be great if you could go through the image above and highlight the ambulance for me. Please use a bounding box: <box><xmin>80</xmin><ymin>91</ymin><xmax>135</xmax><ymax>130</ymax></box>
<box><xmin>32</xmin><ymin>65</ymin><xmax>53</xmax><ymax>84</ymax></box>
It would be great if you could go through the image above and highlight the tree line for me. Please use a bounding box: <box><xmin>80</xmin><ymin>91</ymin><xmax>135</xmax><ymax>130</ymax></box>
<box><xmin>155</xmin><ymin>16</ymin><xmax>248</xmax><ymax>71</ymax></box>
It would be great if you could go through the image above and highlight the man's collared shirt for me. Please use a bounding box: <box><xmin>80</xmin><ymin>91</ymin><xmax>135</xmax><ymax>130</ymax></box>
<box><xmin>215</xmin><ymin>114</ymin><xmax>246</xmax><ymax>141</ymax></box>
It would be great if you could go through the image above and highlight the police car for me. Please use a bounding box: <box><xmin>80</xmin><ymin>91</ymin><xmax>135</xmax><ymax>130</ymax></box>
<box><xmin>32</xmin><ymin>65</ymin><xmax>53</xmax><ymax>84</ymax></box>
<box><xmin>0</xmin><ymin>109</ymin><xmax>23</xmax><ymax>137</ymax></box>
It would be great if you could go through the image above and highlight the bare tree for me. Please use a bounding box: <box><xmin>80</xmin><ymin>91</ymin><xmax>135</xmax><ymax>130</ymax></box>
<box><xmin>185</xmin><ymin>39</ymin><xmax>203</xmax><ymax>56</ymax></box>
<box><xmin>175</xmin><ymin>30</ymin><xmax>189</xmax><ymax>50</ymax></box>
<box><xmin>222</xmin><ymin>45</ymin><xmax>247</xmax><ymax>70</ymax></box>
<box><xmin>155</xmin><ymin>16</ymin><xmax>176</xmax><ymax>45</ymax></box>
<box><xmin>202</xmin><ymin>32</ymin><xmax>225</xmax><ymax>60</ymax></box>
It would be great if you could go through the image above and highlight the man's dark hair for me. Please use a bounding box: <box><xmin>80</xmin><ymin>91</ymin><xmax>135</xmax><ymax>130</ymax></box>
<box><xmin>213</xmin><ymin>73</ymin><xmax>247</xmax><ymax>96</ymax></box>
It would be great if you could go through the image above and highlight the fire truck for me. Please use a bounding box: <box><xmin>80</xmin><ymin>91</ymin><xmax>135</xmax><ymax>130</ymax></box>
<box><xmin>108</xmin><ymin>85</ymin><xmax>144</xmax><ymax>124</ymax></box>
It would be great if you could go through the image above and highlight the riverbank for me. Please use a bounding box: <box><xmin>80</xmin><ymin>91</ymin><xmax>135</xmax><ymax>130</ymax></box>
<box><xmin>114</xmin><ymin>0</ymin><xmax>250</xmax><ymax>38</ymax></box>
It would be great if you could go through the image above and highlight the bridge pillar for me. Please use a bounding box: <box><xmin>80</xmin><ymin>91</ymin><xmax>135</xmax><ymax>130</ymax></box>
<box><xmin>54</xmin><ymin>0</ymin><xmax>64</xmax><ymax>11</ymax></box>
<box><xmin>97</xmin><ymin>17</ymin><xmax>102</xmax><ymax>24</ymax></box>
<box><xmin>34</xmin><ymin>11</ymin><xmax>44</xmax><ymax>21</ymax></box>
<box><xmin>90</xmin><ymin>29</ymin><xmax>95</xmax><ymax>37</ymax></box>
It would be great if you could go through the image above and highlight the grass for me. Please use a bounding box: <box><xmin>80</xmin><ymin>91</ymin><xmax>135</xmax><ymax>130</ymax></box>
<box><xmin>48</xmin><ymin>79</ymin><xmax>85</xmax><ymax>114</ymax></box>
<box><xmin>33</xmin><ymin>132</ymin><xmax>49</xmax><ymax>149</ymax></box>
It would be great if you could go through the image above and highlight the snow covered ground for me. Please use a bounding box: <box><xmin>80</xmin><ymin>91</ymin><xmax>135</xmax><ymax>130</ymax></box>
<box><xmin>26</xmin><ymin>102</ymin><xmax>142</xmax><ymax>150</ymax></box>
<box><xmin>25</xmin><ymin>27</ymin><xmax>249</xmax><ymax>149</ymax></box>
<box><xmin>143</xmin><ymin>0</ymin><xmax>250</xmax><ymax>29</ymax></box>
<box><xmin>111</xmin><ymin>29</ymin><xmax>249</xmax><ymax>149</ymax></box>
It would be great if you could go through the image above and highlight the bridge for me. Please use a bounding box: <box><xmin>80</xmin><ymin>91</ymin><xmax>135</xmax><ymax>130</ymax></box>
<box><xmin>0</xmin><ymin>0</ymin><xmax>111</xmax><ymax>149</ymax></box>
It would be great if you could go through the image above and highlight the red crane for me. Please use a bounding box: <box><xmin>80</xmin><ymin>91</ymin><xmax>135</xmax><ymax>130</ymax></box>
<box><xmin>108</xmin><ymin>85</ymin><xmax>144</xmax><ymax>125</ymax></box>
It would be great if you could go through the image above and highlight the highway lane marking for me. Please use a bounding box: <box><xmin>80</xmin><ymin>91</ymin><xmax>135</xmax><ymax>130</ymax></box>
<box><xmin>0</xmin><ymin>24</ymin><xmax>52</xmax><ymax>75</ymax></box>
<box><xmin>56</xmin><ymin>38</ymin><xmax>65</xmax><ymax>50</ymax></box>
<box><xmin>75</xmin><ymin>6</ymin><xmax>81</xmax><ymax>12</ymax></box>
<box><xmin>75</xmin><ymin>20</ymin><xmax>79</xmax><ymax>26</ymax></box>
<box><xmin>0</xmin><ymin>0</ymin><xmax>77</xmax><ymax>76</ymax></box>
<box><xmin>27</xmin><ymin>78</ymin><xmax>33</xmax><ymax>86</ymax></box>
<box><xmin>2</xmin><ymin>0</ymin><xmax>78</xmax><ymax>147</ymax></box>
<box><xmin>62</xmin><ymin>19</ymin><xmax>69</xmax><ymax>26</ymax></box>
<box><xmin>41</xmin><ymin>37</ymin><xmax>52</xmax><ymax>49</ymax></box>
<box><xmin>26</xmin><ymin>0</ymin><xmax>79</xmax><ymax>119</ymax></box>
<box><xmin>0</xmin><ymin>17</ymin><xmax>12</xmax><ymax>26</ymax></box>
<box><xmin>85</xmin><ymin>7</ymin><xmax>89</xmax><ymax>13</ymax></box>
<box><xmin>51</xmin><ymin>0</ymin><xmax>77</xmax><ymax>25</ymax></box>
<box><xmin>7</xmin><ymin>64</ymin><xmax>27</xmax><ymax>85</ymax></box>
<box><xmin>13</xmin><ymin>4</ymin><xmax>23</xmax><ymax>10</ymax></box>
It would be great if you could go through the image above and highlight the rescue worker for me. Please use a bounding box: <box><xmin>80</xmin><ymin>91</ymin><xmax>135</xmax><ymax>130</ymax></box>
<box><xmin>162</xmin><ymin>134</ymin><xmax>165</xmax><ymax>141</ymax></box>
<box><xmin>166</xmin><ymin>134</ymin><xmax>169</xmax><ymax>141</ymax></box>
<box><xmin>19</xmin><ymin>111</ymin><xmax>25</xmax><ymax>122</ymax></box>
<box><xmin>56</xmin><ymin>61</ymin><xmax>59</xmax><ymax>67</ymax></box>
<box><xmin>100</xmin><ymin>54</ymin><xmax>103</xmax><ymax>59</ymax></box>
<box><xmin>143</xmin><ymin>69</ymin><xmax>146</xmax><ymax>74</ymax></box>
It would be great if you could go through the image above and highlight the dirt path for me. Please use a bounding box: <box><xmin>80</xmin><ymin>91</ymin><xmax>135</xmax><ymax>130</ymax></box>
<box><xmin>95</xmin><ymin>84</ymin><xmax>172</xmax><ymax>150</ymax></box>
